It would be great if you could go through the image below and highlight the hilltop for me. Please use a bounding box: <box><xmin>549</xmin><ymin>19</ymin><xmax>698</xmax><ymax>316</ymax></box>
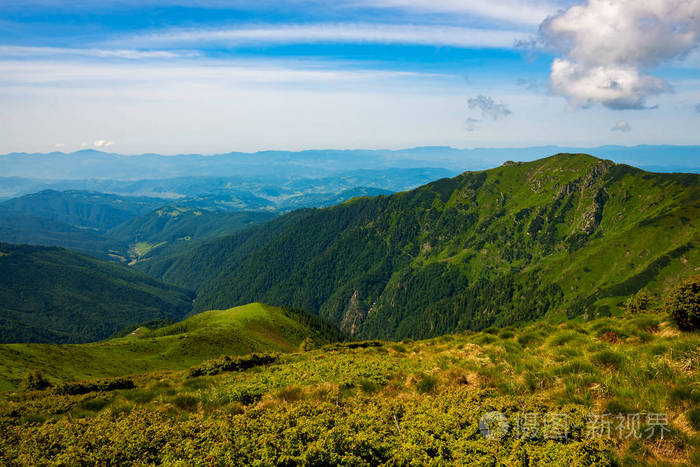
<box><xmin>0</xmin><ymin>243</ymin><xmax>193</xmax><ymax>344</ymax></box>
<box><xmin>143</xmin><ymin>154</ymin><xmax>699</xmax><ymax>339</ymax></box>
<box><xmin>0</xmin><ymin>303</ymin><xmax>345</xmax><ymax>391</ymax></box>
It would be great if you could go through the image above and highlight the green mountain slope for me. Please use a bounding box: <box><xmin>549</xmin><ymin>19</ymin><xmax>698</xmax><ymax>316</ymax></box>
<box><xmin>147</xmin><ymin>154</ymin><xmax>699</xmax><ymax>339</ymax></box>
<box><xmin>108</xmin><ymin>207</ymin><xmax>277</xmax><ymax>262</ymax></box>
<box><xmin>0</xmin><ymin>190</ymin><xmax>167</xmax><ymax>231</ymax></box>
<box><xmin>0</xmin><ymin>210</ymin><xmax>127</xmax><ymax>260</ymax></box>
<box><xmin>0</xmin><ymin>243</ymin><xmax>193</xmax><ymax>344</ymax></box>
<box><xmin>0</xmin><ymin>303</ymin><xmax>345</xmax><ymax>391</ymax></box>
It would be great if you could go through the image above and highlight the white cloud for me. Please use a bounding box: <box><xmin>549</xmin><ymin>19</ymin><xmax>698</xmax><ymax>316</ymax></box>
<box><xmin>118</xmin><ymin>23</ymin><xmax>529</xmax><ymax>49</ymax></box>
<box><xmin>540</xmin><ymin>0</ymin><xmax>700</xmax><ymax>109</ymax></box>
<box><xmin>53</xmin><ymin>143</ymin><xmax>65</xmax><ymax>148</ymax></box>
<box><xmin>0</xmin><ymin>46</ymin><xmax>186</xmax><ymax>60</ymax></box>
<box><xmin>353</xmin><ymin>0</ymin><xmax>561</xmax><ymax>27</ymax></box>
<box><xmin>93</xmin><ymin>140</ymin><xmax>114</xmax><ymax>147</ymax></box>
<box><xmin>611</xmin><ymin>120</ymin><xmax>631</xmax><ymax>132</ymax></box>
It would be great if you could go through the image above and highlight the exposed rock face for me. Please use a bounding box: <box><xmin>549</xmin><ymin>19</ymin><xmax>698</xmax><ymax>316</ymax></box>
<box><xmin>340</xmin><ymin>290</ymin><xmax>367</xmax><ymax>335</ymax></box>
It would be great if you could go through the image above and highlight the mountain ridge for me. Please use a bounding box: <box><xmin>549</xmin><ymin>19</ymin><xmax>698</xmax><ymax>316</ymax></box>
<box><xmin>142</xmin><ymin>153</ymin><xmax>698</xmax><ymax>340</ymax></box>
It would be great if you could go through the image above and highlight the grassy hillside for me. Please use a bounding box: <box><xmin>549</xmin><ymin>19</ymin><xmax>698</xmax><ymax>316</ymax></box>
<box><xmin>0</xmin><ymin>243</ymin><xmax>193</xmax><ymax>344</ymax></box>
<box><xmin>144</xmin><ymin>154</ymin><xmax>699</xmax><ymax>339</ymax></box>
<box><xmin>1</xmin><ymin>310</ymin><xmax>696</xmax><ymax>464</ymax></box>
<box><xmin>0</xmin><ymin>303</ymin><xmax>345</xmax><ymax>391</ymax></box>
<box><xmin>0</xmin><ymin>190</ymin><xmax>167</xmax><ymax>231</ymax></box>
<box><xmin>108</xmin><ymin>207</ymin><xmax>277</xmax><ymax>262</ymax></box>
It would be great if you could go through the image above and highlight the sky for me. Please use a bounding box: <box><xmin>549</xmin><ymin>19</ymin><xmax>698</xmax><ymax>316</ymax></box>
<box><xmin>0</xmin><ymin>0</ymin><xmax>699</xmax><ymax>154</ymax></box>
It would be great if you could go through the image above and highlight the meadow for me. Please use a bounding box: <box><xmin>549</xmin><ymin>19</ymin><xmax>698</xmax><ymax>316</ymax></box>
<box><xmin>1</xmin><ymin>309</ymin><xmax>697</xmax><ymax>465</ymax></box>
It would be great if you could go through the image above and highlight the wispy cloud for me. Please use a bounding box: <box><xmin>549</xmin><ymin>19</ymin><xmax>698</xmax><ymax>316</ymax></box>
<box><xmin>0</xmin><ymin>60</ymin><xmax>442</xmax><ymax>90</ymax></box>
<box><xmin>354</xmin><ymin>0</ymin><xmax>562</xmax><ymax>27</ymax></box>
<box><xmin>116</xmin><ymin>23</ymin><xmax>530</xmax><ymax>49</ymax></box>
<box><xmin>464</xmin><ymin>95</ymin><xmax>512</xmax><ymax>131</ymax></box>
<box><xmin>611</xmin><ymin>121</ymin><xmax>631</xmax><ymax>132</ymax></box>
<box><xmin>0</xmin><ymin>46</ymin><xmax>189</xmax><ymax>60</ymax></box>
<box><xmin>468</xmin><ymin>95</ymin><xmax>512</xmax><ymax>120</ymax></box>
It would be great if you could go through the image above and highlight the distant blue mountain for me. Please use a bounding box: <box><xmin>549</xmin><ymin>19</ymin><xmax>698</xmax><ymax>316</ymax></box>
<box><xmin>1</xmin><ymin>146</ymin><xmax>697</xmax><ymax>182</ymax></box>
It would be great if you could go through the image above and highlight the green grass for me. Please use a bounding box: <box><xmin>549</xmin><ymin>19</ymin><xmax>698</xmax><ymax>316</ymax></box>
<box><xmin>0</xmin><ymin>303</ymin><xmax>338</xmax><ymax>391</ymax></box>
<box><xmin>132</xmin><ymin>240</ymin><xmax>168</xmax><ymax>258</ymax></box>
<box><xmin>1</xmin><ymin>309</ymin><xmax>697</xmax><ymax>464</ymax></box>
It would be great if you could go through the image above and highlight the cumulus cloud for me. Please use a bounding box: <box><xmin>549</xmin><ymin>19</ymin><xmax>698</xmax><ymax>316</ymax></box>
<box><xmin>468</xmin><ymin>95</ymin><xmax>512</xmax><ymax>120</ymax></box>
<box><xmin>540</xmin><ymin>0</ymin><xmax>700</xmax><ymax>110</ymax></box>
<box><xmin>611</xmin><ymin>121</ymin><xmax>631</xmax><ymax>132</ymax></box>
<box><xmin>93</xmin><ymin>140</ymin><xmax>114</xmax><ymax>148</ymax></box>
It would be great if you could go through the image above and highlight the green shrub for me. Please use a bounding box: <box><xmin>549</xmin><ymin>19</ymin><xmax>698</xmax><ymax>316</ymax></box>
<box><xmin>79</xmin><ymin>397</ymin><xmax>112</xmax><ymax>412</ymax></box>
<box><xmin>300</xmin><ymin>337</ymin><xmax>315</xmax><ymax>351</ymax></box>
<box><xmin>229</xmin><ymin>381</ymin><xmax>267</xmax><ymax>405</ymax></box>
<box><xmin>415</xmin><ymin>374</ymin><xmax>438</xmax><ymax>394</ymax></box>
<box><xmin>664</xmin><ymin>275</ymin><xmax>700</xmax><ymax>331</ymax></box>
<box><xmin>624</xmin><ymin>291</ymin><xmax>653</xmax><ymax>314</ymax></box>
<box><xmin>53</xmin><ymin>377</ymin><xmax>134</xmax><ymax>395</ymax></box>
<box><xmin>21</xmin><ymin>370</ymin><xmax>51</xmax><ymax>391</ymax></box>
<box><xmin>189</xmin><ymin>352</ymin><xmax>279</xmax><ymax>377</ymax></box>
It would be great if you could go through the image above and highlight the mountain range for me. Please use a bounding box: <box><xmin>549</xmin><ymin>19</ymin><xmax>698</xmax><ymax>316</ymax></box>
<box><xmin>141</xmin><ymin>154</ymin><xmax>698</xmax><ymax>339</ymax></box>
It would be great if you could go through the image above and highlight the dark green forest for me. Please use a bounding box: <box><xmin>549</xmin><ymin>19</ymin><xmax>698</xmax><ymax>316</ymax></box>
<box><xmin>0</xmin><ymin>243</ymin><xmax>193</xmax><ymax>344</ymax></box>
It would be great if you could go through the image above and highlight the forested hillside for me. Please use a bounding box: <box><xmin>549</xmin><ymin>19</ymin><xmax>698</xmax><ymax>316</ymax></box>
<box><xmin>144</xmin><ymin>154</ymin><xmax>699</xmax><ymax>339</ymax></box>
<box><xmin>0</xmin><ymin>243</ymin><xmax>193</xmax><ymax>344</ymax></box>
<box><xmin>0</xmin><ymin>190</ymin><xmax>167</xmax><ymax>231</ymax></box>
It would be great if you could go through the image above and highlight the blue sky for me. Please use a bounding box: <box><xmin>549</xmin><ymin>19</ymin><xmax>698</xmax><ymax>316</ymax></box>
<box><xmin>0</xmin><ymin>0</ymin><xmax>699</xmax><ymax>154</ymax></box>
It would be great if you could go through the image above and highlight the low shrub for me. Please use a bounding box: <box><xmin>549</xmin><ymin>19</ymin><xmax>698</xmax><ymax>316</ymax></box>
<box><xmin>21</xmin><ymin>370</ymin><xmax>51</xmax><ymax>391</ymax></box>
<box><xmin>189</xmin><ymin>352</ymin><xmax>279</xmax><ymax>377</ymax></box>
<box><xmin>624</xmin><ymin>291</ymin><xmax>653</xmax><ymax>314</ymax></box>
<box><xmin>229</xmin><ymin>381</ymin><xmax>267</xmax><ymax>405</ymax></box>
<box><xmin>415</xmin><ymin>374</ymin><xmax>438</xmax><ymax>394</ymax></box>
<box><xmin>53</xmin><ymin>378</ymin><xmax>134</xmax><ymax>395</ymax></box>
<box><xmin>299</xmin><ymin>337</ymin><xmax>315</xmax><ymax>351</ymax></box>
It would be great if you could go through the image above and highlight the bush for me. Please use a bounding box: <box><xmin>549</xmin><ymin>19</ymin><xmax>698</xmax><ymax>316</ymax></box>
<box><xmin>664</xmin><ymin>275</ymin><xmax>700</xmax><ymax>331</ymax></box>
<box><xmin>624</xmin><ymin>291</ymin><xmax>653</xmax><ymax>314</ymax></box>
<box><xmin>415</xmin><ymin>374</ymin><xmax>438</xmax><ymax>394</ymax></box>
<box><xmin>229</xmin><ymin>381</ymin><xmax>267</xmax><ymax>404</ymax></box>
<box><xmin>300</xmin><ymin>337</ymin><xmax>315</xmax><ymax>351</ymax></box>
<box><xmin>189</xmin><ymin>352</ymin><xmax>279</xmax><ymax>377</ymax></box>
<box><xmin>21</xmin><ymin>370</ymin><xmax>51</xmax><ymax>391</ymax></box>
<box><xmin>53</xmin><ymin>378</ymin><xmax>134</xmax><ymax>395</ymax></box>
